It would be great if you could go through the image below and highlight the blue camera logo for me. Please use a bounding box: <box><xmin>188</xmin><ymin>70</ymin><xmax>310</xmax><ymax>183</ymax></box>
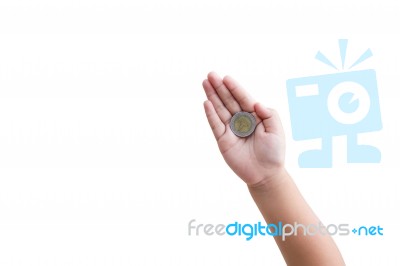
<box><xmin>286</xmin><ymin>40</ymin><xmax>382</xmax><ymax>168</ymax></box>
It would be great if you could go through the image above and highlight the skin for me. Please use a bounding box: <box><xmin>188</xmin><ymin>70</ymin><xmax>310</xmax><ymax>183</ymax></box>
<box><xmin>202</xmin><ymin>72</ymin><xmax>345</xmax><ymax>266</ymax></box>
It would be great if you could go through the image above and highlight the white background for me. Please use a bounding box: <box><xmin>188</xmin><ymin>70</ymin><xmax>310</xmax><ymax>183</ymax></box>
<box><xmin>1</xmin><ymin>0</ymin><xmax>400</xmax><ymax>265</ymax></box>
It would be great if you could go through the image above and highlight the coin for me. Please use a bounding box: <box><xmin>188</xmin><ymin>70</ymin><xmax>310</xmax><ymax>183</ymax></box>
<box><xmin>230</xmin><ymin>111</ymin><xmax>256</xmax><ymax>137</ymax></box>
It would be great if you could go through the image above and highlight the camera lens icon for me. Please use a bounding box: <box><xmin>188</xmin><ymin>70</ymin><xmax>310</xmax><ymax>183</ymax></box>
<box><xmin>286</xmin><ymin>69</ymin><xmax>382</xmax><ymax>168</ymax></box>
<box><xmin>327</xmin><ymin>81</ymin><xmax>371</xmax><ymax>125</ymax></box>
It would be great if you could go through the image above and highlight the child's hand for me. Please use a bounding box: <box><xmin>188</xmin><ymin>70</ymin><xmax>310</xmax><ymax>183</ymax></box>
<box><xmin>202</xmin><ymin>72</ymin><xmax>345</xmax><ymax>265</ymax></box>
<box><xmin>202</xmin><ymin>72</ymin><xmax>286</xmax><ymax>187</ymax></box>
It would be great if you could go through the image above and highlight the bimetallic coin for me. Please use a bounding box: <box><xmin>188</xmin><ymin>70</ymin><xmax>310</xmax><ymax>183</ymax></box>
<box><xmin>230</xmin><ymin>111</ymin><xmax>256</xmax><ymax>138</ymax></box>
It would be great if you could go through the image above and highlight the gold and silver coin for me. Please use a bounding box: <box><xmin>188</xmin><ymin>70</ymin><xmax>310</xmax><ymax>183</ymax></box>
<box><xmin>230</xmin><ymin>111</ymin><xmax>256</xmax><ymax>138</ymax></box>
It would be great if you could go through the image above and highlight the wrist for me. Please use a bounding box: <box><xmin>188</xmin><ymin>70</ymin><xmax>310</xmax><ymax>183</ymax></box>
<box><xmin>247</xmin><ymin>167</ymin><xmax>290</xmax><ymax>194</ymax></box>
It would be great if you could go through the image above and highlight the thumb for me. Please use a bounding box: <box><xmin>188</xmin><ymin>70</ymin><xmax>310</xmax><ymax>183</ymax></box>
<box><xmin>254</xmin><ymin>103</ymin><xmax>283</xmax><ymax>135</ymax></box>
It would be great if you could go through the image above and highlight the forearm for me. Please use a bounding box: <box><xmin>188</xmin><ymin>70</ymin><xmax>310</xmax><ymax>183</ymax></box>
<box><xmin>248</xmin><ymin>168</ymin><xmax>345</xmax><ymax>266</ymax></box>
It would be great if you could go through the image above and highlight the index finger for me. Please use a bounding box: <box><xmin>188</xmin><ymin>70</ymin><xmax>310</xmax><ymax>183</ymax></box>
<box><xmin>223</xmin><ymin>75</ymin><xmax>256</xmax><ymax>112</ymax></box>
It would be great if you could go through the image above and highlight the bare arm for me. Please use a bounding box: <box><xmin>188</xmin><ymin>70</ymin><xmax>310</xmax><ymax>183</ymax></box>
<box><xmin>248</xmin><ymin>170</ymin><xmax>344</xmax><ymax>265</ymax></box>
<box><xmin>202</xmin><ymin>72</ymin><xmax>344</xmax><ymax>266</ymax></box>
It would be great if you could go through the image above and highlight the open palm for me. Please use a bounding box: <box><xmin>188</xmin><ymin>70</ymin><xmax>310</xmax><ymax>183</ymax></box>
<box><xmin>202</xmin><ymin>72</ymin><xmax>286</xmax><ymax>186</ymax></box>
